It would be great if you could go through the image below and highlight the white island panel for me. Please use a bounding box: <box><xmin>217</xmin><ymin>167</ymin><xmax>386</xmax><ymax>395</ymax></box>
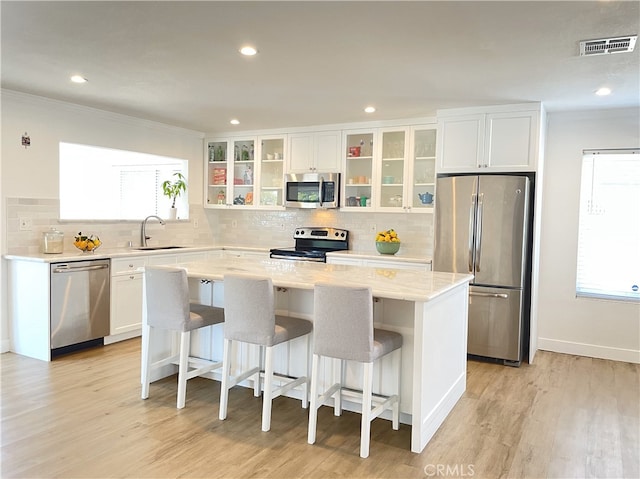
<box><xmin>147</xmin><ymin>257</ymin><xmax>471</xmax><ymax>454</ymax></box>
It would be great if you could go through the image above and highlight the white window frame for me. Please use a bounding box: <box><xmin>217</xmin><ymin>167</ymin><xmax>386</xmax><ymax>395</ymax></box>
<box><xmin>59</xmin><ymin>142</ymin><xmax>188</xmax><ymax>220</ymax></box>
<box><xmin>576</xmin><ymin>148</ymin><xmax>640</xmax><ymax>302</ymax></box>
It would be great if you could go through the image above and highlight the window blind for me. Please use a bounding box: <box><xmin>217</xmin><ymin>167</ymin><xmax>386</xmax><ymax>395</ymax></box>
<box><xmin>119</xmin><ymin>170</ymin><xmax>159</xmax><ymax>219</ymax></box>
<box><xmin>576</xmin><ymin>149</ymin><xmax>640</xmax><ymax>302</ymax></box>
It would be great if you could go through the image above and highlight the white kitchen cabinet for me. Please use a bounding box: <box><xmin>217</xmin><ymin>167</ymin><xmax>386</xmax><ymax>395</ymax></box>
<box><xmin>257</xmin><ymin>135</ymin><xmax>286</xmax><ymax>207</ymax></box>
<box><xmin>376</xmin><ymin>127</ymin><xmax>409</xmax><ymax>212</ymax></box>
<box><xmin>110</xmin><ymin>272</ymin><xmax>144</xmax><ymax>335</ymax></box>
<box><xmin>110</xmin><ymin>251</ymin><xmax>211</xmax><ymax>337</ymax></box>
<box><xmin>436</xmin><ymin>104</ymin><xmax>542</xmax><ymax>173</ymax></box>
<box><xmin>436</xmin><ymin>114</ymin><xmax>484</xmax><ymax>172</ymax></box>
<box><xmin>205</xmin><ymin>137</ymin><xmax>257</xmax><ymax>209</ymax></box>
<box><xmin>484</xmin><ymin>111</ymin><xmax>538</xmax><ymax>170</ymax></box>
<box><xmin>287</xmin><ymin>130</ymin><xmax>341</xmax><ymax>173</ymax></box>
<box><xmin>206</xmin><ymin>136</ymin><xmax>286</xmax><ymax>209</ymax></box>
<box><xmin>110</xmin><ymin>256</ymin><xmax>146</xmax><ymax>335</ymax></box>
<box><xmin>7</xmin><ymin>259</ymin><xmax>51</xmax><ymax>361</ymax></box>
<box><xmin>343</xmin><ymin>129</ymin><xmax>376</xmax><ymax>210</ymax></box>
<box><xmin>409</xmin><ymin>126</ymin><xmax>438</xmax><ymax>212</ymax></box>
<box><xmin>343</xmin><ymin>124</ymin><xmax>436</xmax><ymax>213</ymax></box>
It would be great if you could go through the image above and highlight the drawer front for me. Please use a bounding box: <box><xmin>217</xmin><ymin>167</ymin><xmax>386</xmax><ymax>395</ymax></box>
<box><xmin>111</xmin><ymin>257</ymin><xmax>147</xmax><ymax>274</ymax></box>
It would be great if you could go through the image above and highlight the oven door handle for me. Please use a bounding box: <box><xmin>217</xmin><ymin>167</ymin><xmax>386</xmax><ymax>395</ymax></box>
<box><xmin>270</xmin><ymin>254</ymin><xmax>325</xmax><ymax>263</ymax></box>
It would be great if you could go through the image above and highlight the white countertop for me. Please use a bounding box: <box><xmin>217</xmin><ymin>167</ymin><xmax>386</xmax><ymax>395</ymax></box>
<box><xmin>2</xmin><ymin>245</ymin><xmax>224</xmax><ymax>263</ymax></box>
<box><xmin>4</xmin><ymin>245</ymin><xmax>432</xmax><ymax>265</ymax></box>
<box><xmin>175</xmin><ymin>256</ymin><xmax>470</xmax><ymax>302</ymax></box>
<box><xmin>327</xmin><ymin>249</ymin><xmax>432</xmax><ymax>264</ymax></box>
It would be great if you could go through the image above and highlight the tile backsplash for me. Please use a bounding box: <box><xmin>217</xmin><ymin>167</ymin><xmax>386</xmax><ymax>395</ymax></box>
<box><xmin>4</xmin><ymin>197</ymin><xmax>433</xmax><ymax>257</ymax></box>
<box><xmin>4</xmin><ymin>198</ymin><xmax>213</xmax><ymax>255</ymax></box>
<box><xmin>206</xmin><ymin>208</ymin><xmax>434</xmax><ymax>256</ymax></box>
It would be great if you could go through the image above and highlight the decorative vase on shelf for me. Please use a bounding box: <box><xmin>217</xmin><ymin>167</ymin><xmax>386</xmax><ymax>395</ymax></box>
<box><xmin>168</xmin><ymin>207</ymin><xmax>178</xmax><ymax>220</ymax></box>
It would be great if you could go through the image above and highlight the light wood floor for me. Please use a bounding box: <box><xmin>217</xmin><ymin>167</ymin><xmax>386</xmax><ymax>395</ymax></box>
<box><xmin>1</xmin><ymin>339</ymin><xmax>638</xmax><ymax>479</ymax></box>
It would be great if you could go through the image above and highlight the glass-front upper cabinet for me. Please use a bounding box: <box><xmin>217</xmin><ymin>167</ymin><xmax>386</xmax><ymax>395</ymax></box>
<box><xmin>409</xmin><ymin>126</ymin><xmax>437</xmax><ymax>211</ymax></box>
<box><xmin>377</xmin><ymin>128</ymin><xmax>408</xmax><ymax>211</ymax></box>
<box><xmin>206</xmin><ymin>139</ymin><xmax>230</xmax><ymax>207</ymax></box>
<box><xmin>343</xmin><ymin>130</ymin><xmax>375</xmax><ymax>209</ymax></box>
<box><xmin>231</xmin><ymin>139</ymin><xmax>256</xmax><ymax>207</ymax></box>
<box><xmin>205</xmin><ymin>138</ymin><xmax>256</xmax><ymax>208</ymax></box>
<box><xmin>258</xmin><ymin>136</ymin><xmax>285</xmax><ymax>207</ymax></box>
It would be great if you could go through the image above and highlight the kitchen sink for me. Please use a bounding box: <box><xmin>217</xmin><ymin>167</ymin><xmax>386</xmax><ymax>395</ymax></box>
<box><xmin>135</xmin><ymin>245</ymin><xmax>186</xmax><ymax>251</ymax></box>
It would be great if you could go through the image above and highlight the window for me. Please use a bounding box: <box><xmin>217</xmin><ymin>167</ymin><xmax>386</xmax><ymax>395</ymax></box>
<box><xmin>59</xmin><ymin>142</ymin><xmax>188</xmax><ymax>220</ymax></box>
<box><xmin>576</xmin><ymin>149</ymin><xmax>640</xmax><ymax>302</ymax></box>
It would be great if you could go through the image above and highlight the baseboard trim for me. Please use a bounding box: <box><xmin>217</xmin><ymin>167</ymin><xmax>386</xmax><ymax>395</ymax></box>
<box><xmin>538</xmin><ymin>337</ymin><xmax>640</xmax><ymax>364</ymax></box>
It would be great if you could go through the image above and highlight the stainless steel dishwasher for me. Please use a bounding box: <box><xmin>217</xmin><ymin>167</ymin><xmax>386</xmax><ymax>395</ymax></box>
<box><xmin>50</xmin><ymin>259</ymin><xmax>110</xmax><ymax>354</ymax></box>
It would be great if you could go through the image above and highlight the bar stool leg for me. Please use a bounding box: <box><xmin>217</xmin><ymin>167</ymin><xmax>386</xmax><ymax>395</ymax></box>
<box><xmin>393</xmin><ymin>348</ymin><xmax>401</xmax><ymax>430</ymax></box>
<box><xmin>254</xmin><ymin>344</ymin><xmax>262</xmax><ymax>397</ymax></box>
<box><xmin>261</xmin><ymin>346</ymin><xmax>275</xmax><ymax>432</ymax></box>
<box><xmin>219</xmin><ymin>338</ymin><xmax>232</xmax><ymax>420</ymax></box>
<box><xmin>360</xmin><ymin>362</ymin><xmax>374</xmax><ymax>459</ymax></box>
<box><xmin>301</xmin><ymin>334</ymin><xmax>310</xmax><ymax>408</ymax></box>
<box><xmin>176</xmin><ymin>331</ymin><xmax>191</xmax><ymax>409</ymax></box>
<box><xmin>334</xmin><ymin>359</ymin><xmax>343</xmax><ymax>416</ymax></box>
<box><xmin>307</xmin><ymin>353</ymin><xmax>320</xmax><ymax>444</ymax></box>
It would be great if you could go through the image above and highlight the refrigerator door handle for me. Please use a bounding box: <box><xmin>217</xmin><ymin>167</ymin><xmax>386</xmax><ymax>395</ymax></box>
<box><xmin>469</xmin><ymin>193</ymin><xmax>476</xmax><ymax>273</ymax></box>
<box><xmin>469</xmin><ymin>291</ymin><xmax>509</xmax><ymax>299</ymax></box>
<box><xmin>475</xmin><ymin>193</ymin><xmax>484</xmax><ymax>273</ymax></box>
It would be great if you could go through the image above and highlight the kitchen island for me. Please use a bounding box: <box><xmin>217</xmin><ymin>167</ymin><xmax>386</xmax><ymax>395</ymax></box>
<box><xmin>145</xmin><ymin>256</ymin><xmax>472</xmax><ymax>454</ymax></box>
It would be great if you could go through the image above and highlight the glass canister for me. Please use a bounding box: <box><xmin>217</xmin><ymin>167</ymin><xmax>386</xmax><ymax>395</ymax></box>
<box><xmin>42</xmin><ymin>227</ymin><xmax>64</xmax><ymax>254</ymax></box>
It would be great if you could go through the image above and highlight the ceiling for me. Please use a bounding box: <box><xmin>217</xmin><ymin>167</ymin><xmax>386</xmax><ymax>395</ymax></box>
<box><xmin>2</xmin><ymin>1</ymin><xmax>639</xmax><ymax>133</ymax></box>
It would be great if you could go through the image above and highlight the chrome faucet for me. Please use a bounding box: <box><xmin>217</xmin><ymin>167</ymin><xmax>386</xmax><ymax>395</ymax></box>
<box><xmin>140</xmin><ymin>215</ymin><xmax>166</xmax><ymax>247</ymax></box>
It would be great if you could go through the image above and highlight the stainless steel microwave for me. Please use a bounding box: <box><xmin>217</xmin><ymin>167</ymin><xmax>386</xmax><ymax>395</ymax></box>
<box><xmin>284</xmin><ymin>172</ymin><xmax>340</xmax><ymax>209</ymax></box>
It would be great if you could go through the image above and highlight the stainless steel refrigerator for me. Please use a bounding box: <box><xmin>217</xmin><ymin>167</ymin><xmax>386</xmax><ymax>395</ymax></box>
<box><xmin>433</xmin><ymin>174</ymin><xmax>532</xmax><ymax>365</ymax></box>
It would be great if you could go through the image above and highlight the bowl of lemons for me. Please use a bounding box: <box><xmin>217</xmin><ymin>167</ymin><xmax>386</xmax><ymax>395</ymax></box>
<box><xmin>375</xmin><ymin>229</ymin><xmax>401</xmax><ymax>255</ymax></box>
<box><xmin>74</xmin><ymin>232</ymin><xmax>102</xmax><ymax>252</ymax></box>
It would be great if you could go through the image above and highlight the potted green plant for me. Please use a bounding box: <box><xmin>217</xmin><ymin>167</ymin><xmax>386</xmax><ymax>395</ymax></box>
<box><xmin>162</xmin><ymin>172</ymin><xmax>187</xmax><ymax>219</ymax></box>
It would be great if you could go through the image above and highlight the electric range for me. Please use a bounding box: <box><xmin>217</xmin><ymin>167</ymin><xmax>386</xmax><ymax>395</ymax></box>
<box><xmin>269</xmin><ymin>227</ymin><xmax>349</xmax><ymax>263</ymax></box>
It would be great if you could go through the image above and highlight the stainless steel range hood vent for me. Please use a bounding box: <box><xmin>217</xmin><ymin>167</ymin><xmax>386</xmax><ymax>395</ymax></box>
<box><xmin>579</xmin><ymin>35</ymin><xmax>637</xmax><ymax>56</ymax></box>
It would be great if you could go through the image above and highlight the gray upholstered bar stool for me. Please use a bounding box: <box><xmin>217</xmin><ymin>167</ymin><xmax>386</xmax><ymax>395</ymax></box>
<box><xmin>141</xmin><ymin>266</ymin><xmax>225</xmax><ymax>409</ymax></box>
<box><xmin>219</xmin><ymin>273</ymin><xmax>313</xmax><ymax>432</ymax></box>
<box><xmin>308</xmin><ymin>283</ymin><xmax>403</xmax><ymax>458</ymax></box>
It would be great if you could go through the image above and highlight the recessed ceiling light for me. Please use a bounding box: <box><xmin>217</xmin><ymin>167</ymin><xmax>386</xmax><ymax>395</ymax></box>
<box><xmin>239</xmin><ymin>46</ymin><xmax>258</xmax><ymax>56</ymax></box>
<box><xmin>364</xmin><ymin>106</ymin><xmax>376</xmax><ymax>113</ymax></box>
<box><xmin>595</xmin><ymin>87</ymin><xmax>612</xmax><ymax>96</ymax></box>
<box><xmin>230</xmin><ymin>119</ymin><xmax>240</xmax><ymax>125</ymax></box>
<box><xmin>70</xmin><ymin>75</ymin><xmax>88</xmax><ymax>83</ymax></box>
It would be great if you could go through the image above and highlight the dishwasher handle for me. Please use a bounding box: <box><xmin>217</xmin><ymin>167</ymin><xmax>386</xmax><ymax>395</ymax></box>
<box><xmin>52</xmin><ymin>264</ymin><xmax>109</xmax><ymax>273</ymax></box>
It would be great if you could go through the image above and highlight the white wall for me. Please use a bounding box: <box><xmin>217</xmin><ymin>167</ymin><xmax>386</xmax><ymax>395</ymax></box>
<box><xmin>3</xmin><ymin>91</ymin><xmax>639</xmax><ymax>364</ymax></box>
<box><xmin>0</xmin><ymin>90</ymin><xmax>205</xmax><ymax>352</ymax></box>
<box><xmin>1</xmin><ymin>90</ymin><xmax>204</xmax><ymax>201</ymax></box>
<box><xmin>537</xmin><ymin>108</ymin><xmax>640</xmax><ymax>363</ymax></box>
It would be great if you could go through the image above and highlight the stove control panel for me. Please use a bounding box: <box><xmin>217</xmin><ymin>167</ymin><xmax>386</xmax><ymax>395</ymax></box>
<box><xmin>293</xmin><ymin>227</ymin><xmax>349</xmax><ymax>241</ymax></box>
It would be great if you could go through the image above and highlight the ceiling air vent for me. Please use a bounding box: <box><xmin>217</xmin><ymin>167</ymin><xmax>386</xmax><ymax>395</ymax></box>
<box><xmin>579</xmin><ymin>35</ymin><xmax>637</xmax><ymax>56</ymax></box>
